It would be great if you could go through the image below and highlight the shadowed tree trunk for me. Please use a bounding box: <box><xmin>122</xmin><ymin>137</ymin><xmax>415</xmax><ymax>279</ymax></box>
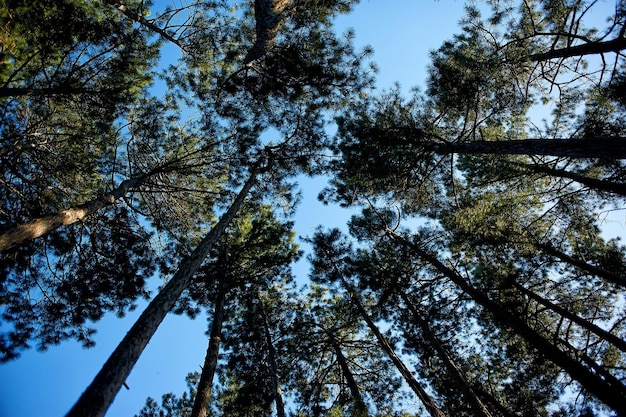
<box><xmin>510</xmin><ymin>280</ymin><xmax>626</xmax><ymax>353</ymax></box>
<box><xmin>324</xmin><ymin>329</ymin><xmax>369</xmax><ymax>417</ymax></box>
<box><xmin>244</xmin><ymin>0</ymin><xmax>290</xmax><ymax>64</ymax></box>
<box><xmin>190</xmin><ymin>282</ymin><xmax>228</xmax><ymax>417</ymax></box>
<box><xmin>65</xmin><ymin>162</ymin><xmax>261</xmax><ymax>417</ymax></box>
<box><xmin>258</xmin><ymin>297</ymin><xmax>286</xmax><ymax>417</ymax></box>
<box><xmin>398</xmin><ymin>292</ymin><xmax>493</xmax><ymax>417</ymax></box>
<box><xmin>338</xmin><ymin>279</ymin><xmax>447</xmax><ymax>417</ymax></box>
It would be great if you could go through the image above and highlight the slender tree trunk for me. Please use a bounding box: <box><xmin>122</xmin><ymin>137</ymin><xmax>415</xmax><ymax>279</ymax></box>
<box><xmin>190</xmin><ymin>283</ymin><xmax>227</xmax><ymax>417</ymax></box>
<box><xmin>535</xmin><ymin>241</ymin><xmax>626</xmax><ymax>288</ymax></box>
<box><xmin>516</xmin><ymin>162</ymin><xmax>626</xmax><ymax>197</ymax></box>
<box><xmin>529</xmin><ymin>36</ymin><xmax>626</xmax><ymax>61</ymax></box>
<box><xmin>105</xmin><ymin>0</ymin><xmax>183</xmax><ymax>48</ymax></box>
<box><xmin>398</xmin><ymin>292</ymin><xmax>493</xmax><ymax>417</ymax></box>
<box><xmin>511</xmin><ymin>281</ymin><xmax>626</xmax><ymax>353</ymax></box>
<box><xmin>258</xmin><ymin>299</ymin><xmax>286</xmax><ymax>417</ymax></box>
<box><xmin>0</xmin><ymin>176</ymin><xmax>145</xmax><ymax>252</ymax></box>
<box><xmin>326</xmin><ymin>331</ymin><xmax>368</xmax><ymax>417</ymax></box>
<box><xmin>341</xmin><ymin>280</ymin><xmax>447</xmax><ymax>417</ymax></box>
<box><xmin>431</xmin><ymin>137</ymin><xmax>626</xmax><ymax>160</ymax></box>
<box><xmin>385</xmin><ymin>228</ymin><xmax>626</xmax><ymax>416</ymax></box>
<box><xmin>65</xmin><ymin>164</ymin><xmax>260</xmax><ymax>417</ymax></box>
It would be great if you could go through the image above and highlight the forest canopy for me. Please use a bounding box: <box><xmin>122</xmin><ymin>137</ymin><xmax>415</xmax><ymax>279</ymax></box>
<box><xmin>1</xmin><ymin>0</ymin><xmax>625</xmax><ymax>416</ymax></box>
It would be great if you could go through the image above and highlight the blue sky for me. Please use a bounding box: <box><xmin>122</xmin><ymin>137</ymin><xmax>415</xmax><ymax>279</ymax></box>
<box><xmin>2</xmin><ymin>1</ymin><xmax>620</xmax><ymax>416</ymax></box>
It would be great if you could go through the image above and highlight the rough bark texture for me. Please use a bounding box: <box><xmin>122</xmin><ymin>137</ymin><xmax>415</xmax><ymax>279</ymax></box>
<box><xmin>346</xmin><ymin>284</ymin><xmax>447</xmax><ymax>417</ymax></box>
<box><xmin>65</xmin><ymin>166</ymin><xmax>259</xmax><ymax>417</ymax></box>
<box><xmin>386</xmin><ymin>228</ymin><xmax>626</xmax><ymax>416</ymax></box>
<box><xmin>0</xmin><ymin>177</ymin><xmax>142</xmax><ymax>252</ymax></box>
<box><xmin>399</xmin><ymin>292</ymin><xmax>492</xmax><ymax>417</ymax></box>
<box><xmin>243</xmin><ymin>0</ymin><xmax>290</xmax><ymax>64</ymax></box>
<box><xmin>191</xmin><ymin>284</ymin><xmax>227</xmax><ymax>417</ymax></box>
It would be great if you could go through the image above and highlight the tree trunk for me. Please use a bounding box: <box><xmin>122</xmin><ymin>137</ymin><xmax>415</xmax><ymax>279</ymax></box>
<box><xmin>326</xmin><ymin>331</ymin><xmax>369</xmax><ymax>417</ymax></box>
<box><xmin>258</xmin><ymin>299</ymin><xmax>286</xmax><ymax>417</ymax></box>
<box><xmin>535</xmin><ymin>241</ymin><xmax>626</xmax><ymax>288</ymax></box>
<box><xmin>511</xmin><ymin>281</ymin><xmax>626</xmax><ymax>353</ymax></box>
<box><xmin>65</xmin><ymin>164</ymin><xmax>260</xmax><ymax>417</ymax></box>
<box><xmin>431</xmin><ymin>137</ymin><xmax>626</xmax><ymax>160</ymax></box>
<box><xmin>244</xmin><ymin>0</ymin><xmax>290</xmax><ymax>64</ymax></box>
<box><xmin>516</xmin><ymin>162</ymin><xmax>626</xmax><ymax>197</ymax></box>
<box><xmin>529</xmin><ymin>36</ymin><xmax>626</xmax><ymax>61</ymax></box>
<box><xmin>0</xmin><ymin>176</ymin><xmax>144</xmax><ymax>252</ymax></box>
<box><xmin>190</xmin><ymin>283</ymin><xmax>227</xmax><ymax>417</ymax></box>
<box><xmin>385</xmin><ymin>228</ymin><xmax>626</xmax><ymax>416</ymax></box>
<box><xmin>341</xmin><ymin>280</ymin><xmax>447</xmax><ymax>417</ymax></box>
<box><xmin>398</xmin><ymin>292</ymin><xmax>493</xmax><ymax>417</ymax></box>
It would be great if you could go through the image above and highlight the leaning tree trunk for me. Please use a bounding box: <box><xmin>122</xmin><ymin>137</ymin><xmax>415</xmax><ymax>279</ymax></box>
<box><xmin>514</xmin><ymin>162</ymin><xmax>626</xmax><ymax>197</ymax></box>
<box><xmin>0</xmin><ymin>176</ymin><xmax>146</xmax><ymax>252</ymax></box>
<box><xmin>190</xmin><ymin>282</ymin><xmax>228</xmax><ymax>417</ymax></box>
<box><xmin>340</xmin><ymin>279</ymin><xmax>447</xmax><ymax>417</ymax></box>
<box><xmin>385</xmin><ymin>228</ymin><xmax>626</xmax><ymax>416</ymax></box>
<box><xmin>511</xmin><ymin>281</ymin><xmax>626</xmax><ymax>353</ymax></box>
<box><xmin>398</xmin><ymin>292</ymin><xmax>493</xmax><ymax>417</ymax></box>
<box><xmin>325</xmin><ymin>330</ymin><xmax>369</xmax><ymax>417</ymax></box>
<box><xmin>65</xmin><ymin>163</ymin><xmax>261</xmax><ymax>417</ymax></box>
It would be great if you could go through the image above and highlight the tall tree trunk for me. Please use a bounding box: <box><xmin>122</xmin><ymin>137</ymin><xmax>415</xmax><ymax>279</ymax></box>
<box><xmin>244</xmin><ymin>0</ymin><xmax>290</xmax><ymax>64</ymax></box>
<box><xmin>341</xmin><ymin>280</ymin><xmax>447</xmax><ymax>417</ymax></box>
<box><xmin>384</xmin><ymin>228</ymin><xmax>626</xmax><ymax>416</ymax></box>
<box><xmin>325</xmin><ymin>331</ymin><xmax>369</xmax><ymax>417</ymax></box>
<box><xmin>398</xmin><ymin>292</ymin><xmax>493</xmax><ymax>417</ymax></box>
<box><xmin>65</xmin><ymin>164</ymin><xmax>260</xmax><ymax>417</ymax></box>
<box><xmin>535</xmin><ymin>241</ymin><xmax>626</xmax><ymax>288</ymax></box>
<box><xmin>258</xmin><ymin>298</ymin><xmax>286</xmax><ymax>417</ymax></box>
<box><xmin>529</xmin><ymin>36</ymin><xmax>626</xmax><ymax>61</ymax></box>
<box><xmin>511</xmin><ymin>280</ymin><xmax>626</xmax><ymax>353</ymax></box>
<box><xmin>0</xmin><ymin>176</ymin><xmax>145</xmax><ymax>252</ymax></box>
<box><xmin>512</xmin><ymin>161</ymin><xmax>626</xmax><ymax>197</ymax></box>
<box><xmin>430</xmin><ymin>137</ymin><xmax>626</xmax><ymax>160</ymax></box>
<box><xmin>190</xmin><ymin>283</ymin><xmax>228</xmax><ymax>417</ymax></box>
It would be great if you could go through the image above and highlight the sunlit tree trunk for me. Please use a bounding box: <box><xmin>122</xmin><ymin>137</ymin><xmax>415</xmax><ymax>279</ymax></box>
<box><xmin>66</xmin><ymin>163</ymin><xmax>261</xmax><ymax>417</ymax></box>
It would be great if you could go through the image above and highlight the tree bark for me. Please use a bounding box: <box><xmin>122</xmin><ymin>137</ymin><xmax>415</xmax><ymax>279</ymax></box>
<box><xmin>398</xmin><ymin>292</ymin><xmax>493</xmax><ymax>417</ymax></box>
<box><xmin>0</xmin><ymin>176</ymin><xmax>144</xmax><ymax>252</ymax></box>
<box><xmin>516</xmin><ymin>162</ymin><xmax>626</xmax><ymax>197</ymax></box>
<box><xmin>431</xmin><ymin>137</ymin><xmax>626</xmax><ymax>160</ymax></box>
<box><xmin>243</xmin><ymin>0</ymin><xmax>290</xmax><ymax>64</ymax></box>
<box><xmin>341</xmin><ymin>280</ymin><xmax>447</xmax><ymax>417</ymax></box>
<box><xmin>529</xmin><ymin>36</ymin><xmax>626</xmax><ymax>62</ymax></box>
<box><xmin>326</xmin><ymin>331</ymin><xmax>369</xmax><ymax>417</ymax></box>
<box><xmin>259</xmin><ymin>299</ymin><xmax>286</xmax><ymax>417</ymax></box>
<box><xmin>190</xmin><ymin>283</ymin><xmax>227</xmax><ymax>417</ymax></box>
<box><xmin>385</xmin><ymin>228</ymin><xmax>626</xmax><ymax>416</ymax></box>
<box><xmin>65</xmin><ymin>164</ymin><xmax>260</xmax><ymax>417</ymax></box>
